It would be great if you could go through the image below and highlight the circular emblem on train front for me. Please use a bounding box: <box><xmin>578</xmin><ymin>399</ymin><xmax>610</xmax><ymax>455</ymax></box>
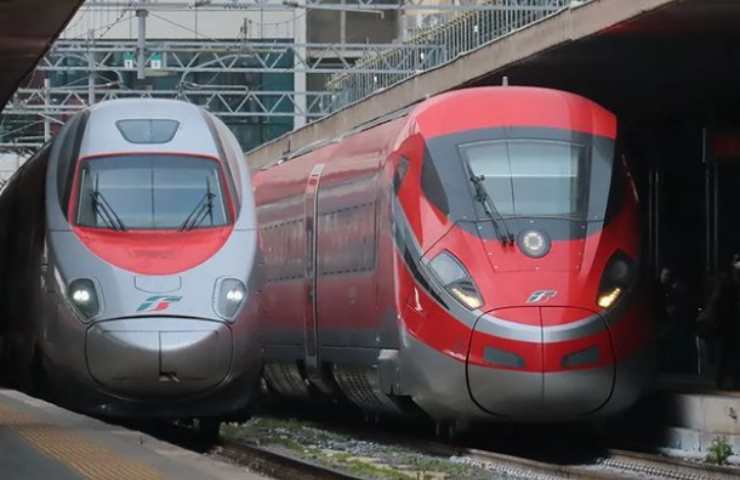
<box><xmin>518</xmin><ymin>230</ymin><xmax>550</xmax><ymax>258</ymax></box>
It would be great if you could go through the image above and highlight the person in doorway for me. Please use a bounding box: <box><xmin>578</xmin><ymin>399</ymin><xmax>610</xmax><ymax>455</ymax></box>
<box><xmin>718</xmin><ymin>255</ymin><xmax>740</xmax><ymax>388</ymax></box>
<box><xmin>697</xmin><ymin>255</ymin><xmax>740</xmax><ymax>388</ymax></box>
<box><xmin>658</xmin><ymin>267</ymin><xmax>696</xmax><ymax>374</ymax></box>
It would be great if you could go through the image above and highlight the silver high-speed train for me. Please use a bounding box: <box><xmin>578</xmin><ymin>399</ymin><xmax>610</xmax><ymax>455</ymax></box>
<box><xmin>0</xmin><ymin>99</ymin><xmax>261</xmax><ymax>431</ymax></box>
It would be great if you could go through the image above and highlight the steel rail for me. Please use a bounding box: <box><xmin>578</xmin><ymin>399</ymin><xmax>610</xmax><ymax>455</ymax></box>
<box><xmin>215</xmin><ymin>440</ymin><xmax>370</xmax><ymax>480</ymax></box>
<box><xmin>600</xmin><ymin>448</ymin><xmax>740</xmax><ymax>480</ymax></box>
<box><xmin>444</xmin><ymin>443</ymin><xmax>740</xmax><ymax>480</ymax></box>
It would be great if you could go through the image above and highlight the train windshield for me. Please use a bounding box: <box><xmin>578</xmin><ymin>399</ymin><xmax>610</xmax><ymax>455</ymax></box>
<box><xmin>76</xmin><ymin>154</ymin><xmax>230</xmax><ymax>230</ymax></box>
<box><xmin>460</xmin><ymin>139</ymin><xmax>587</xmax><ymax>219</ymax></box>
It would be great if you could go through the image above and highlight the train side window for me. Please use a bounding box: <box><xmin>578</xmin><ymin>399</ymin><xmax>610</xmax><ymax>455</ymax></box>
<box><xmin>56</xmin><ymin>111</ymin><xmax>89</xmax><ymax>216</ymax></box>
<box><xmin>605</xmin><ymin>153</ymin><xmax>628</xmax><ymax>224</ymax></box>
<box><xmin>203</xmin><ymin>112</ymin><xmax>242</xmax><ymax>212</ymax></box>
<box><xmin>261</xmin><ymin>218</ymin><xmax>305</xmax><ymax>281</ymax></box>
<box><xmin>421</xmin><ymin>150</ymin><xmax>450</xmax><ymax>214</ymax></box>
<box><xmin>393</xmin><ymin>157</ymin><xmax>409</xmax><ymax>194</ymax></box>
<box><xmin>317</xmin><ymin>201</ymin><xmax>377</xmax><ymax>275</ymax></box>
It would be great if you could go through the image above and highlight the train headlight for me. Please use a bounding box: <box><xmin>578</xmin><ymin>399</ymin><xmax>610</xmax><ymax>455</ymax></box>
<box><xmin>517</xmin><ymin>229</ymin><xmax>551</xmax><ymax>258</ymax></box>
<box><xmin>68</xmin><ymin>279</ymin><xmax>100</xmax><ymax>319</ymax></box>
<box><xmin>597</xmin><ymin>287</ymin><xmax>623</xmax><ymax>309</ymax></box>
<box><xmin>215</xmin><ymin>278</ymin><xmax>247</xmax><ymax>320</ymax></box>
<box><xmin>597</xmin><ymin>252</ymin><xmax>634</xmax><ymax>309</ymax></box>
<box><xmin>427</xmin><ymin>251</ymin><xmax>484</xmax><ymax>310</ymax></box>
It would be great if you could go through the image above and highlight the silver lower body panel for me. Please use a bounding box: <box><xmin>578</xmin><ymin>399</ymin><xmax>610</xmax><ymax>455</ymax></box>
<box><xmin>86</xmin><ymin>317</ymin><xmax>233</xmax><ymax>398</ymax></box>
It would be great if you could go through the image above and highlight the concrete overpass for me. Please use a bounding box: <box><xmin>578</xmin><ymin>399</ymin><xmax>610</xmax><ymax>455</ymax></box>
<box><xmin>0</xmin><ymin>0</ymin><xmax>83</xmax><ymax>109</ymax></box>
<box><xmin>246</xmin><ymin>0</ymin><xmax>740</xmax><ymax>168</ymax></box>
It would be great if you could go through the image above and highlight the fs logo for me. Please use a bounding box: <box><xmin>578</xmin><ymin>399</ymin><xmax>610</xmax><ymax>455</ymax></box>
<box><xmin>137</xmin><ymin>295</ymin><xmax>182</xmax><ymax>312</ymax></box>
<box><xmin>526</xmin><ymin>290</ymin><xmax>558</xmax><ymax>304</ymax></box>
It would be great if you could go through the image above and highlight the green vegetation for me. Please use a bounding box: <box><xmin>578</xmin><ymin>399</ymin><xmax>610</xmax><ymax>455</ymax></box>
<box><xmin>706</xmin><ymin>436</ymin><xmax>733</xmax><ymax>465</ymax></box>
<box><xmin>220</xmin><ymin>416</ymin><xmax>492</xmax><ymax>480</ymax></box>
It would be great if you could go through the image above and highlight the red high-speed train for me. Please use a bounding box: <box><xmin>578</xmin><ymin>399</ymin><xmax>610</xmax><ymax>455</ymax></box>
<box><xmin>253</xmin><ymin>87</ymin><xmax>654</xmax><ymax>427</ymax></box>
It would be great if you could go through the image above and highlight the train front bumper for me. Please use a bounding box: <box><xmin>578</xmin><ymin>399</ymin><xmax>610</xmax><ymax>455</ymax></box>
<box><xmin>466</xmin><ymin>307</ymin><xmax>617</xmax><ymax>419</ymax></box>
<box><xmin>85</xmin><ymin>317</ymin><xmax>232</xmax><ymax>399</ymax></box>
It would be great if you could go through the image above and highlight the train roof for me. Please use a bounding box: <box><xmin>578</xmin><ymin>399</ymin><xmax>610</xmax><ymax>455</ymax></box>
<box><xmin>259</xmin><ymin>86</ymin><xmax>614</xmax><ymax>170</ymax></box>
<box><xmin>79</xmin><ymin>99</ymin><xmax>221</xmax><ymax>159</ymax></box>
<box><xmin>408</xmin><ymin>87</ymin><xmax>616</xmax><ymax>140</ymax></box>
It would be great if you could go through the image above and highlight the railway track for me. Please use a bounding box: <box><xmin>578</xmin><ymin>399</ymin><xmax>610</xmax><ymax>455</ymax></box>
<box><xmin>212</xmin><ymin>417</ymin><xmax>740</xmax><ymax>480</ymax></box>
<box><xmin>138</xmin><ymin>415</ymin><xmax>740</xmax><ymax>479</ymax></box>
<box><xmin>596</xmin><ymin>448</ymin><xmax>740</xmax><ymax>480</ymax></box>
<box><xmin>213</xmin><ymin>437</ymin><xmax>740</xmax><ymax>480</ymax></box>
<box><xmin>458</xmin><ymin>445</ymin><xmax>740</xmax><ymax>479</ymax></box>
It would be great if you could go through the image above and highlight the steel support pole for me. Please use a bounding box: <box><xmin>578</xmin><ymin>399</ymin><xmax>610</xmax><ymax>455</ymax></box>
<box><xmin>340</xmin><ymin>0</ymin><xmax>346</xmax><ymax>48</ymax></box>
<box><xmin>136</xmin><ymin>3</ymin><xmax>148</xmax><ymax>81</ymax></box>
<box><xmin>293</xmin><ymin>1</ymin><xmax>308</xmax><ymax>129</ymax></box>
<box><xmin>43</xmin><ymin>78</ymin><xmax>51</xmax><ymax>142</ymax></box>
<box><xmin>87</xmin><ymin>30</ymin><xmax>96</xmax><ymax>106</ymax></box>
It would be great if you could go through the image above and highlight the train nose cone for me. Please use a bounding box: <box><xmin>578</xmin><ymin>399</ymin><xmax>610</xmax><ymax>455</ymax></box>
<box><xmin>466</xmin><ymin>307</ymin><xmax>615</xmax><ymax>419</ymax></box>
<box><xmin>85</xmin><ymin>318</ymin><xmax>232</xmax><ymax>398</ymax></box>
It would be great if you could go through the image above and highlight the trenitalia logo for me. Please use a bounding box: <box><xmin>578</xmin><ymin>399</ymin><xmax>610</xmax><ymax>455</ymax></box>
<box><xmin>137</xmin><ymin>295</ymin><xmax>183</xmax><ymax>312</ymax></box>
<box><xmin>526</xmin><ymin>290</ymin><xmax>558</xmax><ymax>304</ymax></box>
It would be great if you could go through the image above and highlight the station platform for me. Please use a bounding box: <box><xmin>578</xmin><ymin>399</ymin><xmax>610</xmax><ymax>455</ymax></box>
<box><xmin>652</xmin><ymin>377</ymin><xmax>740</xmax><ymax>455</ymax></box>
<box><xmin>0</xmin><ymin>388</ymin><xmax>267</xmax><ymax>480</ymax></box>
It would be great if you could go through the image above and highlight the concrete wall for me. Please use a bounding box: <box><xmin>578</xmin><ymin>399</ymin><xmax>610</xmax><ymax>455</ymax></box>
<box><xmin>307</xmin><ymin>10</ymin><xmax>400</xmax><ymax>44</ymax></box>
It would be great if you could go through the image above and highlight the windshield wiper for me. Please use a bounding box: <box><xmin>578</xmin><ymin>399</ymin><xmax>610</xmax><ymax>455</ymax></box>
<box><xmin>180</xmin><ymin>178</ymin><xmax>215</xmax><ymax>231</ymax></box>
<box><xmin>469</xmin><ymin>174</ymin><xmax>514</xmax><ymax>246</ymax></box>
<box><xmin>91</xmin><ymin>174</ymin><xmax>127</xmax><ymax>231</ymax></box>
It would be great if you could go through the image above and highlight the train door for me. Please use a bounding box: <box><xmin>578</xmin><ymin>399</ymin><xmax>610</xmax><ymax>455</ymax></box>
<box><xmin>648</xmin><ymin>125</ymin><xmax>706</xmax><ymax>376</ymax></box>
<box><xmin>706</xmin><ymin>130</ymin><xmax>740</xmax><ymax>275</ymax></box>
<box><xmin>304</xmin><ymin>163</ymin><xmax>325</xmax><ymax>371</ymax></box>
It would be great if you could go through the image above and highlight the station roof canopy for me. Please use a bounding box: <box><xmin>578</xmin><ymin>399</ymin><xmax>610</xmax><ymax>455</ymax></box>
<box><xmin>0</xmin><ymin>0</ymin><xmax>83</xmax><ymax>109</ymax></box>
<box><xmin>497</xmin><ymin>0</ymin><xmax>740</xmax><ymax>122</ymax></box>
<box><xmin>247</xmin><ymin>0</ymin><xmax>740</xmax><ymax>168</ymax></box>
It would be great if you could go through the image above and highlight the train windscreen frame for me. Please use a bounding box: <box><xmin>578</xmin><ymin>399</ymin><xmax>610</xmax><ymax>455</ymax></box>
<box><xmin>460</xmin><ymin>139</ymin><xmax>589</xmax><ymax>220</ymax></box>
<box><xmin>422</xmin><ymin>127</ymin><xmax>616</xmax><ymax>227</ymax></box>
<box><xmin>75</xmin><ymin>154</ymin><xmax>231</xmax><ymax>230</ymax></box>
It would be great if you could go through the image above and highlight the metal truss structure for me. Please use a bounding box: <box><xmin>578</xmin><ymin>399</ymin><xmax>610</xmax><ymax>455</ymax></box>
<box><xmin>4</xmin><ymin>87</ymin><xmax>336</xmax><ymax>118</ymax></box>
<box><xmin>0</xmin><ymin>87</ymin><xmax>334</xmax><ymax>153</ymax></box>
<box><xmin>78</xmin><ymin>0</ymin><xmax>579</xmax><ymax>14</ymax></box>
<box><xmin>0</xmin><ymin>0</ymin><xmax>590</xmax><ymax>153</ymax></box>
<box><xmin>0</xmin><ymin>37</ymin><xmax>442</xmax><ymax>151</ymax></box>
<box><xmin>39</xmin><ymin>39</ymin><xmax>443</xmax><ymax>76</ymax></box>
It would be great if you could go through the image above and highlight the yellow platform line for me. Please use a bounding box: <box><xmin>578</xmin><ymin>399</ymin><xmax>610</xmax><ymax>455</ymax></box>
<box><xmin>0</xmin><ymin>404</ymin><xmax>164</xmax><ymax>480</ymax></box>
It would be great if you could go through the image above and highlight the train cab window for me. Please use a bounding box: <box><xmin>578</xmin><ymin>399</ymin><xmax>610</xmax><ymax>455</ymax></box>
<box><xmin>76</xmin><ymin>155</ymin><xmax>230</xmax><ymax>230</ymax></box>
<box><xmin>461</xmin><ymin>140</ymin><xmax>586</xmax><ymax>218</ymax></box>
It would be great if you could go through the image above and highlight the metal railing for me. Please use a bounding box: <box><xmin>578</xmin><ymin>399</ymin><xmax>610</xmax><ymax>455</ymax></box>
<box><xmin>328</xmin><ymin>0</ymin><xmax>588</xmax><ymax>107</ymax></box>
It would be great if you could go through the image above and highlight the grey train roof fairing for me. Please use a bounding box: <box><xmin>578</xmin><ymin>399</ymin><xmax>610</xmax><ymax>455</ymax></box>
<box><xmin>80</xmin><ymin>99</ymin><xmax>220</xmax><ymax>158</ymax></box>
